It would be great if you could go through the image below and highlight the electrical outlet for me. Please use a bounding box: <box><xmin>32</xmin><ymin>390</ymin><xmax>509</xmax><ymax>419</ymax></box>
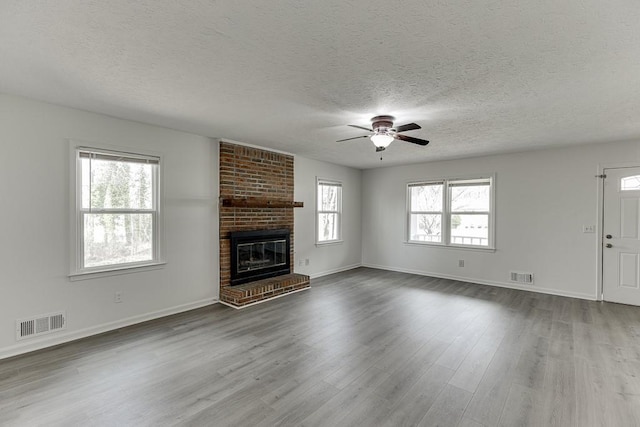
<box><xmin>583</xmin><ymin>225</ymin><xmax>595</xmax><ymax>233</ymax></box>
<box><xmin>458</xmin><ymin>259</ymin><xmax>465</xmax><ymax>267</ymax></box>
<box><xmin>114</xmin><ymin>291</ymin><xmax>123</xmax><ymax>303</ymax></box>
<box><xmin>298</xmin><ymin>259</ymin><xmax>303</xmax><ymax>267</ymax></box>
<box><xmin>305</xmin><ymin>258</ymin><xmax>310</xmax><ymax>266</ymax></box>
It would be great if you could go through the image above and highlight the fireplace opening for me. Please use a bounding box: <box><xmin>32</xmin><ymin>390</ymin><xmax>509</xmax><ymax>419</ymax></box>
<box><xmin>230</xmin><ymin>229</ymin><xmax>290</xmax><ymax>285</ymax></box>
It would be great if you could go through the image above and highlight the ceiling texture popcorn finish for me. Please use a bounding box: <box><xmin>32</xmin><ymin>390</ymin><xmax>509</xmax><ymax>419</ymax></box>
<box><xmin>1</xmin><ymin>1</ymin><xmax>639</xmax><ymax>169</ymax></box>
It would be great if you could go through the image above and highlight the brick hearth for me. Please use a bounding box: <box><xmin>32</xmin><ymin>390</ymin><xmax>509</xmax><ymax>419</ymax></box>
<box><xmin>219</xmin><ymin>141</ymin><xmax>309</xmax><ymax>307</ymax></box>
<box><xmin>220</xmin><ymin>273</ymin><xmax>310</xmax><ymax>307</ymax></box>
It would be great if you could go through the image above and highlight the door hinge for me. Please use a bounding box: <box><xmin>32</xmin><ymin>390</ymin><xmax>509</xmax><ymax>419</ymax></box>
<box><xmin>595</xmin><ymin>174</ymin><xmax>607</xmax><ymax>179</ymax></box>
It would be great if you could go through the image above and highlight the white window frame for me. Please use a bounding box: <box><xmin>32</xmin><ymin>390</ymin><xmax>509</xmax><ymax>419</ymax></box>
<box><xmin>316</xmin><ymin>178</ymin><xmax>343</xmax><ymax>245</ymax></box>
<box><xmin>69</xmin><ymin>142</ymin><xmax>165</xmax><ymax>279</ymax></box>
<box><xmin>406</xmin><ymin>175</ymin><xmax>495</xmax><ymax>250</ymax></box>
<box><xmin>407</xmin><ymin>181</ymin><xmax>446</xmax><ymax>245</ymax></box>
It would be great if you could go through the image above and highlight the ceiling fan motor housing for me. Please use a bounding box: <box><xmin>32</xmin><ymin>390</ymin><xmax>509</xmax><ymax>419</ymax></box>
<box><xmin>371</xmin><ymin>115</ymin><xmax>395</xmax><ymax>133</ymax></box>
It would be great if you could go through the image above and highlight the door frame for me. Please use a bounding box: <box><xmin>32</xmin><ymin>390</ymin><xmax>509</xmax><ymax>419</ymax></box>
<box><xmin>597</xmin><ymin>162</ymin><xmax>640</xmax><ymax>302</ymax></box>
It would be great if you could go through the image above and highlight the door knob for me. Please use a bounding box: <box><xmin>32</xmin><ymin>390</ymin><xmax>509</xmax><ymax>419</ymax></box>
<box><xmin>606</xmin><ymin>243</ymin><xmax>613</xmax><ymax>248</ymax></box>
<box><xmin>606</xmin><ymin>234</ymin><xmax>612</xmax><ymax>239</ymax></box>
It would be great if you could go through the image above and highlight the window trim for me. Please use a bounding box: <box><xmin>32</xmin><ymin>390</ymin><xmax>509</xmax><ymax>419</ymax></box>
<box><xmin>406</xmin><ymin>174</ymin><xmax>495</xmax><ymax>250</ymax></box>
<box><xmin>316</xmin><ymin>177</ymin><xmax>343</xmax><ymax>245</ymax></box>
<box><xmin>69</xmin><ymin>140</ymin><xmax>165</xmax><ymax>279</ymax></box>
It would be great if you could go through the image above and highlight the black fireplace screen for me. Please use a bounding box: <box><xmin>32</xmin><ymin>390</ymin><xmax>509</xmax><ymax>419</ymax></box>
<box><xmin>237</xmin><ymin>239</ymin><xmax>287</xmax><ymax>273</ymax></box>
<box><xmin>230</xmin><ymin>229</ymin><xmax>290</xmax><ymax>285</ymax></box>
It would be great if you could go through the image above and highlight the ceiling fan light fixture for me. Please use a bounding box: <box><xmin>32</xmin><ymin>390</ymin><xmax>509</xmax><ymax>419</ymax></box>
<box><xmin>370</xmin><ymin>133</ymin><xmax>394</xmax><ymax>148</ymax></box>
<box><xmin>338</xmin><ymin>115</ymin><xmax>428</xmax><ymax>150</ymax></box>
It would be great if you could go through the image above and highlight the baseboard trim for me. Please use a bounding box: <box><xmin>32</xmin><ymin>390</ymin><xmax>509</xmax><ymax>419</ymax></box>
<box><xmin>362</xmin><ymin>263</ymin><xmax>597</xmax><ymax>301</ymax></box>
<box><xmin>307</xmin><ymin>263</ymin><xmax>362</xmax><ymax>279</ymax></box>
<box><xmin>0</xmin><ymin>298</ymin><xmax>218</xmax><ymax>360</ymax></box>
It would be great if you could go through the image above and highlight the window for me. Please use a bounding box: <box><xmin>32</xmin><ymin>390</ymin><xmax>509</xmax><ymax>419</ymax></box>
<box><xmin>317</xmin><ymin>179</ymin><xmax>342</xmax><ymax>243</ymax></box>
<box><xmin>72</xmin><ymin>146</ymin><xmax>161</xmax><ymax>275</ymax></box>
<box><xmin>408</xmin><ymin>176</ymin><xmax>493</xmax><ymax>248</ymax></box>
<box><xmin>408</xmin><ymin>182</ymin><xmax>444</xmax><ymax>243</ymax></box>
<box><xmin>621</xmin><ymin>175</ymin><xmax>640</xmax><ymax>191</ymax></box>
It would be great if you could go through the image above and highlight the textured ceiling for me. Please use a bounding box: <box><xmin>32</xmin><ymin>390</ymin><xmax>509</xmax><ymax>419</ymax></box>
<box><xmin>1</xmin><ymin>1</ymin><xmax>639</xmax><ymax>169</ymax></box>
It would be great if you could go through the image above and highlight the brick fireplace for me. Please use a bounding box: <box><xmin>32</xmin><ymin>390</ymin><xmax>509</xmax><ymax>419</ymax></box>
<box><xmin>219</xmin><ymin>141</ymin><xmax>310</xmax><ymax>307</ymax></box>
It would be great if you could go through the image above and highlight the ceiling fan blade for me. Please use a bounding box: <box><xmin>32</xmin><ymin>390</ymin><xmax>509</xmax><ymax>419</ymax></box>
<box><xmin>395</xmin><ymin>123</ymin><xmax>421</xmax><ymax>133</ymax></box>
<box><xmin>396</xmin><ymin>134</ymin><xmax>429</xmax><ymax>146</ymax></box>
<box><xmin>336</xmin><ymin>135</ymin><xmax>370</xmax><ymax>142</ymax></box>
<box><xmin>348</xmin><ymin>124</ymin><xmax>374</xmax><ymax>132</ymax></box>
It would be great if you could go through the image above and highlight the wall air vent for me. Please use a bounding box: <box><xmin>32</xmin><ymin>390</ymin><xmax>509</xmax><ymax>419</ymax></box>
<box><xmin>510</xmin><ymin>271</ymin><xmax>534</xmax><ymax>284</ymax></box>
<box><xmin>16</xmin><ymin>311</ymin><xmax>66</xmax><ymax>341</ymax></box>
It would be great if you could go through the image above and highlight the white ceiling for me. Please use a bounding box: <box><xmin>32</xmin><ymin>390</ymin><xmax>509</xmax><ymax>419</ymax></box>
<box><xmin>1</xmin><ymin>1</ymin><xmax>639</xmax><ymax>169</ymax></box>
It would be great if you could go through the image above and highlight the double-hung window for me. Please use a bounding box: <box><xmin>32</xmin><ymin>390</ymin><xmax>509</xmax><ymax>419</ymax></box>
<box><xmin>408</xmin><ymin>181</ymin><xmax>444</xmax><ymax>243</ymax></box>
<box><xmin>317</xmin><ymin>179</ymin><xmax>342</xmax><ymax>244</ymax></box>
<box><xmin>73</xmin><ymin>146</ymin><xmax>162</xmax><ymax>275</ymax></box>
<box><xmin>408</xmin><ymin>176</ymin><xmax>494</xmax><ymax>248</ymax></box>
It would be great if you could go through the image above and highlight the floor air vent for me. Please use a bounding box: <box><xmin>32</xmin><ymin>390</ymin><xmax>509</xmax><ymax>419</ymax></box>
<box><xmin>16</xmin><ymin>311</ymin><xmax>66</xmax><ymax>341</ymax></box>
<box><xmin>510</xmin><ymin>272</ymin><xmax>534</xmax><ymax>284</ymax></box>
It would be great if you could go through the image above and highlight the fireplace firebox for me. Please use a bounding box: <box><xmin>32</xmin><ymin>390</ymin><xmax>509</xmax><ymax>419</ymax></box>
<box><xmin>229</xmin><ymin>229</ymin><xmax>291</xmax><ymax>286</ymax></box>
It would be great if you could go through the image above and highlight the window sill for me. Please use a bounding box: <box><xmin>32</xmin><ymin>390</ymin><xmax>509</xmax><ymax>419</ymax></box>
<box><xmin>404</xmin><ymin>241</ymin><xmax>496</xmax><ymax>253</ymax></box>
<box><xmin>69</xmin><ymin>261</ymin><xmax>167</xmax><ymax>281</ymax></box>
<box><xmin>316</xmin><ymin>240</ymin><xmax>344</xmax><ymax>247</ymax></box>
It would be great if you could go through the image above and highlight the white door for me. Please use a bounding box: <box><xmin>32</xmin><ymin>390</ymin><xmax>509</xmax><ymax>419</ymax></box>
<box><xmin>603</xmin><ymin>166</ymin><xmax>640</xmax><ymax>306</ymax></box>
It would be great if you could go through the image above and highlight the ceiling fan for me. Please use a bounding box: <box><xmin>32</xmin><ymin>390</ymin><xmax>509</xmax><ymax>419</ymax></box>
<box><xmin>337</xmin><ymin>115</ymin><xmax>429</xmax><ymax>152</ymax></box>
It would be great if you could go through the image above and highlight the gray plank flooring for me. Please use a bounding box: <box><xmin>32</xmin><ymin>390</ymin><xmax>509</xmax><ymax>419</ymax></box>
<box><xmin>2</xmin><ymin>267</ymin><xmax>640</xmax><ymax>426</ymax></box>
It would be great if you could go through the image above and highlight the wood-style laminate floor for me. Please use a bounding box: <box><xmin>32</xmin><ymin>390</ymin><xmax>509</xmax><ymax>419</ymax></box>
<box><xmin>2</xmin><ymin>267</ymin><xmax>640</xmax><ymax>426</ymax></box>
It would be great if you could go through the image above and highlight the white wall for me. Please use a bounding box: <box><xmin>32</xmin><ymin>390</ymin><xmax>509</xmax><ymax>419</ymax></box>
<box><xmin>6</xmin><ymin>91</ymin><xmax>638</xmax><ymax>358</ymax></box>
<box><xmin>362</xmin><ymin>141</ymin><xmax>640</xmax><ymax>300</ymax></box>
<box><xmin>0</xmin><ymin>94</ymin><xmax>218</xmax><ymax>359</ymax></box>
<box><xmin>294</xmin><ymin>156</ymin><xmax>362</xmax><ymax>278</ymax></box>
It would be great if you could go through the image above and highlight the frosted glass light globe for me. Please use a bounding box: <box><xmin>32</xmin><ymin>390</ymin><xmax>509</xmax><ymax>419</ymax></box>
<box><xmin>370</xmin><ymin>133</ymin><xmax>394</xmax><ymax>148</ymax></box>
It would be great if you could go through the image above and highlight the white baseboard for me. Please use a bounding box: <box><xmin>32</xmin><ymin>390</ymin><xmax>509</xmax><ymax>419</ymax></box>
<box><xmin>0</xmin><ymin>298</ymin><xmax>218</xmax><ymax>360</ymax></box>
<box><xmin>362</xmin><ymin>263</ymin><xmax>597</xmax><ymax>301</ymax></box>
<box><xmin>307</xmin><ymin>263</ymin><xmax>362</xmax><ymax>279</ymax></box>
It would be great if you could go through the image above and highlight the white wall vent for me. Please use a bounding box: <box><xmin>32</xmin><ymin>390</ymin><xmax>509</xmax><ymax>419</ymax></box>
<box><xmin>510</xmin><ymin>271</ymin><xmax>534</xmax><ymax>284</ymax></box>
<box><xmin>16</xmin><ymin>311</ymin><xmax>66</xmax><ymax>341</ymax></box>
